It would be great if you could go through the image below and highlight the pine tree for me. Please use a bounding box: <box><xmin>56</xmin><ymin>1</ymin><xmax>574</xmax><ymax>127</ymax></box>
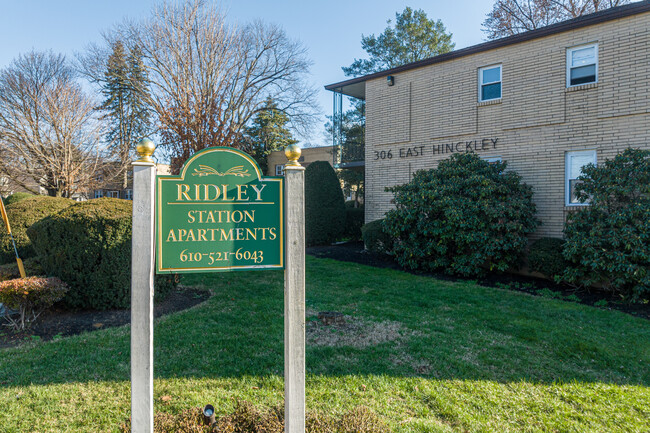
<box><xmin>244</xmin><ymin>98</ymin><xmax>297</xmax><ymax>173</ymax></box>
<box><xmin>343</xmin><ymin>7</ymin><xmax>454</xmax><ymax>77</ymax></box>
<box><xmin>98</xmin><ymin>41</ymin><xmax>151</xmax><ymax>188</ymax></box>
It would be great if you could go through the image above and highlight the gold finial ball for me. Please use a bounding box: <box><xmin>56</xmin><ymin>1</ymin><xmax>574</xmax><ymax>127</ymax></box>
<box><xmin>136</xmin><ymin>138</ymin><xmax>155</xmax><ymax>163</ymax></box>
<box><xmin>285</xmin><ymin>143</ymin><xmax>301</xmax><ymax>166</ymax></box>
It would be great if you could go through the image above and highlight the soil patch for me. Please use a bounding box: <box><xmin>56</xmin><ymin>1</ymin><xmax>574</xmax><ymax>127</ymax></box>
<box><xmin>307</xmin><ymin>314</ymin><xmax>409</xmax><ymax>348</ymax></box>
<box><xmin>0</xmin><ymin>286</ymin><xmax>210</xmax><ymax>348</ymax></box>
<box><xmin>307</xmin><ymin>241</ymin><xmax>650</xmax><ymax>321</ymax></box>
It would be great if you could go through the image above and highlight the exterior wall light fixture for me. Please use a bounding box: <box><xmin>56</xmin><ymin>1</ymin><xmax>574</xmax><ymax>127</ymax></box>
<box><xmin>387</xmin><ymin>75</ymin><xmax>395</xmax><ymax>86</ymax></box>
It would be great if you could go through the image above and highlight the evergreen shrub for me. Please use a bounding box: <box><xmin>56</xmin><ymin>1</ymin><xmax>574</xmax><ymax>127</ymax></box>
<box><xmin>528</xmin><ymin>237</ymin><xmax>567</xmax><ymax>278</ymax></box>
<box><xmin>361</xmin><ymin>218</ymin><xmax>394</xmax><ymax>255</ymax></box>
<box><xmin>561</xmin><ymin>148</ymin><xmax>650</xmax><ymax>300</ymax></box>
<box><xmin>27</xmin><ymin>198</ymin><xmax>176</xmax><ymax>310</ymax></box>
<box><xmin>3</xmin><ymin>192</ymin><xmax>33</xmax><ymax>207</ymax></box>
<box><xmin>0</xmin><ymin>196</ymin><xmax>74</xmax><ymax>264</ymax></box>
<box><xmin>384</xmin><ymin>152</ymin><xmax>539</xmax><ymax>276</ymax></box>
<box><xmin>344</xmin><ymin>205</ymin><xmax>364</xmax><ymax>240</ymax></box>
<box><xmin>305</xmin><ymin>161</ymin><xmax>346</xmax><ymax>246</ymax></box>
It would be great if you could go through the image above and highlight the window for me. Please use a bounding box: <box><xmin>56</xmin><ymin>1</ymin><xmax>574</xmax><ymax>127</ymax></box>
<box><xmin>567</xmin><ymin>43</ymin><xmax>597</xmax><ymax>87</ymax></box>
<box><xmin>108</xmin><ymin>191</ymin><xmax>120</xmax><ymax>198</ymax></box>
<box><xmin>94</xmin><ymin>190</ymin><xmax>103</xmax><ymax>199</ymax></box>
<box><xmin>275</xmin><ymin>164</ymin><xmax>284</xmax><ymax>176</ymax></box>
<box><xmin>483</xmin><ymin>156</ymin><xmax>502</xmax><ymax>164</ymax></box>
<box><xmin>125</xmin><ymin>189</ymin><xmax>133</xmax><ymax>200</ymax></box>
<box><xmin>479</xmin><ymin>65</ymin><xmax>502</xmax><ymax>102</ymax></box>
<box><xmin>566</xmin><ymin>150</ymin><xmax>596</xmax><ymax>205</ymax></box>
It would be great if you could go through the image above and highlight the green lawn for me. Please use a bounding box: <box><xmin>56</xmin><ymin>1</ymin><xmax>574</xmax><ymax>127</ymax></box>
<box><xmin>0</xmin><ymin>256</ymin><xmax>649</xmax><ymax>432</ymax></box>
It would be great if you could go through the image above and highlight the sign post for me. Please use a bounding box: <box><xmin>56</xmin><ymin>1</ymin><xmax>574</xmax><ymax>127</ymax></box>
<box><xmin>131</xmin><ymin>142</ymin><xmax>304</xmax><ymax>433</ymax></box>
<box><xmin>131</xmin><ymin>139</ymin><xmax>157</xmax><ymax>433</ymax></box>
<box><xmin>283</xmin><ymin>145</ymin><xmax>305</xmax><ymax>433</ymax></box>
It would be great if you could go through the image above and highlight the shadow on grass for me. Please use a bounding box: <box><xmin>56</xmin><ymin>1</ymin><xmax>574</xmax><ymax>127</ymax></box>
<box><xmin>1</xmin><ymin>257</ymin><xmax>649</xmax><ymax>388</ymax></box>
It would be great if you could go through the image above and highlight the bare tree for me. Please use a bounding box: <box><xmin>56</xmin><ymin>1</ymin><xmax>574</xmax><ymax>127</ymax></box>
<box><xmin>0</xmin><ymin>51</ymin><xmax>103</xmax><ymax>198</ymax></box>
<box><xmin>483</xmin><ymin>0</ymin><xmax>629</xmax><ymax>40</ymax></box>
<box><xmin>87</xmin><ymin>0</ymin><xmax>319</xmax><ymax>172</ymax></box>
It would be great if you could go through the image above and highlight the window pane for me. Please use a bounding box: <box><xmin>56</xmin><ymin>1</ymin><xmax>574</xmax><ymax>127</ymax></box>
<box><xmin>570</xmin><ymin>65</ymin><xmax>596</xmax><ymax>85</ymax></box>
<box><xmin>482</xmin><ymin>66</ymin><xmax>500</xmax><ymax>84</ymax></box>
<box><xmin>571</xmin><ymin>47</ymin><xmax>595</xmax><ymax>67</ymax></box>
<box><xmin>481</xmin><ymin>82</ymin><xmax>501</xmax><ymax>100</ymax></box>
<box><xmin>569</xmin><ymin>153</ymin><xmax>594</xmax><ymax>179</ymax></box>
<box><xmin>569</xmin><ymin>179</ymin><xmax>583</xmax><ymax>204</ymax></box>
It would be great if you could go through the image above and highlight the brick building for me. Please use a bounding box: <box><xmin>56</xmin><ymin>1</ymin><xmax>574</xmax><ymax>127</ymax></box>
<box><xmin>325</xmin><ymin>2</ymin><xmax>650</xmax><ymax>238</ymax></box>
<box><xmin>266</xmin><ymin>145</ymin><xmax>334</xmax><ymax>176</ymax></box>
<box><xmin>92</xmin><ymin>163</ymin><xmax>171</xmax><ymax>200</ymax></box>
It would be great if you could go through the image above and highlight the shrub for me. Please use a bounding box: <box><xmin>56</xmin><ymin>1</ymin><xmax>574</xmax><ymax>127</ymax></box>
<box><xmin>27</xmin><ymin>198</ymin><xmax>176</xmax><ymax>310</ymax></box>
<box><xmin>344</xmin><ymin>206</ymin><xmax>364</xmax><ymax>240</ymax></box>
<box><xmin>384</xmin><ymin>152</ymin><xmax>539</xmax><ymax>276</ymax></box>
<box><xmin>560</xmin><ymin>148</ymin><xmax>650</xmax><ymax>300</ymax></box>
<box><xmin>0</xmin><ymin>196</ymin><xmax>74</xmax><ymax>264</ymax></box>
<box><xmin>361</xmin><ymin>218</ymin><xmax>394</xmax><ymax>255</ymax></box>
<box><xmin>2</xmin><ymin>192</ymin><xmax>33</xmax><ymax>207</ymax></box>
<box><xmin>528</xmin><ymin>237</ymin><xmax>568</xmax><ymax>278</ymax></box>
<box><xmin>0</xmin><ymin>276</ymin><xmax>68</xmax><ymax>330</ymax></box>
<box><xmin>305</xmin><ymin>161</ymin><xmax>346</xmax><ymax>246</ymax></box>
<box><xmin>119</xmin><ymin>401</ymin><xmax>389</xmax><ymax>433</ymax></box>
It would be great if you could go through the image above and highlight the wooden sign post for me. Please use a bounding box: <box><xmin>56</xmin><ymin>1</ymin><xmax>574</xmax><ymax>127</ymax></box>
<box><xmin>130</xmin><ymin>141</ymin><xmax>305</xmax><ymax>433</ymax></box>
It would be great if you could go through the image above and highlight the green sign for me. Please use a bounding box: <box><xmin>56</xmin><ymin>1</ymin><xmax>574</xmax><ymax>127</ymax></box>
<box><xmin>156</xmin><ymin>147</ymin><xmax>283</xmax><ymax>273</ymax></box>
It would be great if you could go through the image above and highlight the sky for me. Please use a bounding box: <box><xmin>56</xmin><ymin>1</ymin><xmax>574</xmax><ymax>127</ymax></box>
<box><xmin>0</xmin><ymin>0</ymin><xmax>494</xmax><ymax>147</ymax></box>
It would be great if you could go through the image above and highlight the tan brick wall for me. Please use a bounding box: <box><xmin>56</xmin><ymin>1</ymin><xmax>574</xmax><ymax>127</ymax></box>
<box><xmin>266</xmin><ymin>146</ymin><xmax>334</xmax><ymax>176</ymax></box>
<box><xmin>365</xmin><ymin>12</ymin><xmax>650</xmax><ymax>239</ymax></box>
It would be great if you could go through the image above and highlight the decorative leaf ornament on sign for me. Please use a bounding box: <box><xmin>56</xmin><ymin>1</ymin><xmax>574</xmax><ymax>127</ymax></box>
<box><xmin>192</xmin><ymin>165</ymin><xmax>251</xmax><ymax>177</ymax></box>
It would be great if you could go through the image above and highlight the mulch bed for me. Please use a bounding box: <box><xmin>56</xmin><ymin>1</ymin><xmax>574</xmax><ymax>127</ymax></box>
<box><xmin>307</xmin><ymin>241</ymin><xmax>650</xmax><ymax>321</ymax></box>
<box><xmin>0</xmin><ymin>287</ymin><xmax>210</xmax><ymax>348</ymax></box>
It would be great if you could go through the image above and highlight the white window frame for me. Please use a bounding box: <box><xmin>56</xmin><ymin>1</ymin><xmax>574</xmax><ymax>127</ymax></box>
<box><xmin>275</xmin><ymin>164</ymin><xmax>285</xmax><ymax>176</ymax></box>
<box><xmin>478</xmin><ymin>64</ymin><xmax>502</xmax><ymax>102</ymax></box>
<box><xmin>565</xmin><ymin>150</ymin><xmax>596</xmax><ymax>206</ymax></box>
<box><xmin>94</xmin><ymin>190</ymin><xmax>103</xmax><ymax>199</ymax></box>
<box><xmin>566</xmin><ymin>43</ymin><xmax>598</xmax><ymax>87</ymax></box>
<box><xmin>107</xmin><ymin>191</ymin><xmax>120</xmax><ymax>198</ymax></box>
<box><xmin>125</xmin><ymin>189</ymin><xmax>133</xmax><ymax>200</ymax></box>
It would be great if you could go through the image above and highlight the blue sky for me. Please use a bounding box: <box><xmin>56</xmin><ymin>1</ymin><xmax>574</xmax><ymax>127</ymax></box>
<box><xmin>0</xmin><ymin>0</ymin><xmax>494</xmax><ymax>146</ymax></box>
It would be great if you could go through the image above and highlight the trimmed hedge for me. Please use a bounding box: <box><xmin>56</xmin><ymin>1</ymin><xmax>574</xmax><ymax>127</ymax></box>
<box><xmin>528</xmin><ymin>237</ymin><xmax>567</xmax><ymax>278</ymax></box>
<box><xmin>3</xmin><ymin>192</ymin><xmax>33</xmax><ymax>207</ymax></box>
<box><xmin>561</xmin><ymin>148</ymin><xmax>650</xmax><ymax>300</ymax></box>
<box><xmin>361</xmin><ymin>218</ymin><xmax>393</xmax><ymax>255</ymax></box>
<box><xmin>0</xmin><ymin>196</ymin><xmax>74</xmax><ymax>264</ymax></box>
<box><xmin>27</xmin><ymin>198</ymin><xmax>176</xmax><ymax>310</ymax></box>
<box><xmin>305</xmin><ymin>161</ymin><xmax>346</xmax><ymax>246</ymax></box>
<box><xmin>344</xmin><ymin>206</ymin><xmax>364</xmax><ymax>240</ymax></box>
<box><xmin>384</xmin><ymin>152</ymin><xmax>539</xmax><ymax>276</ymax></box>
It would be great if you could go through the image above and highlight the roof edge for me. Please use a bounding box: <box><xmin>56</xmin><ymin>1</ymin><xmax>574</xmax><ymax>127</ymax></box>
<box><xmin>325</xmin><ymin>1</ymin><xmax>650</xmax><ymax>91</ymax></box>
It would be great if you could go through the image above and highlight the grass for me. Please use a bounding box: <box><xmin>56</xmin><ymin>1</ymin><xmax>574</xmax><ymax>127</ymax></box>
<box><xmin>0</xmin><ymin>256</ymin><xmax>649</xmax><ymax>432</ymax></box>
